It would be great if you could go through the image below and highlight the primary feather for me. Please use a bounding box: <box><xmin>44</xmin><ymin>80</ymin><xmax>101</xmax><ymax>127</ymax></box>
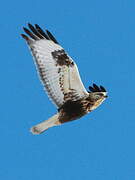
<box><xmin>21</xmin><ymin>23</ymin><xmax>88</xmax><ymax>108</ymax></box>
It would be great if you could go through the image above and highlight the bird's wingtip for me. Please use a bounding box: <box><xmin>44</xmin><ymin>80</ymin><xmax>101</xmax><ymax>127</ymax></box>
<box><xmin>21</xmin><ymin>33</ymin><xmax>29</xmax><ymax>41</ymax></box>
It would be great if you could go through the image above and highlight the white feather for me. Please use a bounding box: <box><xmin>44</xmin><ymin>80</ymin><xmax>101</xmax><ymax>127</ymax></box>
<box><xmin>27</xmin><ymin>37</ymin><xmax>89</xmax><ymax>107</ymax></box>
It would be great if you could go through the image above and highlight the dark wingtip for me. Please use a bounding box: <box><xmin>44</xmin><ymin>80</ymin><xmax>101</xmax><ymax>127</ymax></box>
<box><xmin>35</xmin><ymin>24</ymin><xmax>40</xmax><ymax>29</ymax></box>
<box><xmin>27</xmin><ymin>23</ymin><xmax>44</xmax><ymax>39</ymax></box>
<box><xmin>23</xmin><ymin>26</ymin><xmax>38</xmax><ymax>40</ymax></box>
<box><xmin>21</xmin><ymin>33</ymin><xmax>29</xmax><ymax>41</ymax></box>
<box><xmin>93</xmin><ymin>83</ymin><xmax>100</xmax><ymax>91</ymax></box>
<box><xmin>23</xmin><ymin>27</ymin><xmax>30</xmax><ymax>34</ymax></box>
<box><xmin>89</xmin><ymin>83</ymin><xmax>107</xmax><ymax>93</ymax></box>
<box><xmin>35</xmin><ymin>24</ymin><xmax>50</xmax><ymax>40</ymax></box>
<box><xmin>28</xmin><ymin>22</ymin><xmax>31</xmax><ymax>26</ymax></box>
<box><xmin>89</xmin><ymin>86</ymin><xmax>96</xmax><ymax>92</ymax></box>
<box><xmin>100</xmin><ymin>85</ymin><xmax>106</xmax><ymax>92</ymax></box>
<box><xmin>28</xmin><ymin>23</ymin><xmax>33</xmax><ymax>29</ymax></box>
<box><xmin>46</xmin><ymin>29</ymin><xmax>59</xmax><ymax>44</ymax></box>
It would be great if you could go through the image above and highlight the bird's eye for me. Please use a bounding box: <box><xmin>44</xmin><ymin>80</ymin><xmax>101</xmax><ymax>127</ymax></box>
<box><xmin>94</xmin><ymin>94</ymin><xmax>101</xmax><ymax>99</ymax></box>
<box><xmin>94</xmin><ymin>93</ymin><xmax>104</xmax><ymax>100</ymax></box>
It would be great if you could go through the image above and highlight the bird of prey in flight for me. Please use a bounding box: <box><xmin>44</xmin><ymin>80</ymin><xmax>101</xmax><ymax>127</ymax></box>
<box><xmin>21</xmin><ymin>23</ymin><xmax>108</xmax><ymax>134</ymax></box>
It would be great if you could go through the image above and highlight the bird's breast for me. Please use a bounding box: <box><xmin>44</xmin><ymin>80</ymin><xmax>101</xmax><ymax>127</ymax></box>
<box><xmin>58</xmin><ymin>100</ymin><xmax>88</xmax><ymax>123</ymax></box>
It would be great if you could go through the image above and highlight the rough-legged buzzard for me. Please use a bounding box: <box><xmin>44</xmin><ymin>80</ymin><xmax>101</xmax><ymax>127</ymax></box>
<box><xmin>21</xmin><ymin>23</ymin><xmax>108</xmax><ymax>134</ymax></box>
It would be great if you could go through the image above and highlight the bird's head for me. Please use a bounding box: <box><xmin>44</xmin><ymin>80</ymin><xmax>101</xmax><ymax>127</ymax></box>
<box><xmin>87</xmin><ymin>84</ymin><xmax>108</xmax><ymax>110</ymax></box>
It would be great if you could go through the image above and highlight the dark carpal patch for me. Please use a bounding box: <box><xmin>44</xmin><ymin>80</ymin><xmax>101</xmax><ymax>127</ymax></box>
<box><xmin>51</xmin><ymin>49</ymin><xmax>74</xmax><ymax>67</ymax></box>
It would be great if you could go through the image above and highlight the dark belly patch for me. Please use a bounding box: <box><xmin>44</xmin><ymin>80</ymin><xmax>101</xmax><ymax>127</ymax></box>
<box><xmin>58</xmin><ymin>100</ymin><xmax>86</xmax><ymax>123</ymax></box>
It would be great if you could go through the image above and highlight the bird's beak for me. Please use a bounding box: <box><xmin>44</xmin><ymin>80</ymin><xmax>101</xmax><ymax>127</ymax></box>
<box><xmin>102</xmin><ymin>92</ymin><xmax>108</xmax><ymax>98</ymax></box>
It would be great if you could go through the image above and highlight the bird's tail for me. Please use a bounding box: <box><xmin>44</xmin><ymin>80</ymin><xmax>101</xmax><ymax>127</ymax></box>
<box><xmin>30</xmin><ymin>113</ymin><xmax>60</xmax><ymax>135</ymax></box>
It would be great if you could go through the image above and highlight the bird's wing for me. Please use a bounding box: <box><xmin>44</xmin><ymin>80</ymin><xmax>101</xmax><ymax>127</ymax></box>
<box><xmin>21</xmin><ymin>23</ymin><xmax>89</xmax><ymax>108</ymax></box>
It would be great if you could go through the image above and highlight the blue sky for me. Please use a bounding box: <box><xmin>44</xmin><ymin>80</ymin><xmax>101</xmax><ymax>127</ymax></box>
<box><xmin>1</xmin><ymin>0</ymin><xmax>135</xmax><ymax>179</ymax></box>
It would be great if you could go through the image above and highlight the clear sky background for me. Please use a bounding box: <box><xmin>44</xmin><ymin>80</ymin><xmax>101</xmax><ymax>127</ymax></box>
<box><xmin>1</xmin><ymin>0</ymin><xmax>135</xmax><ymax>179</ymax></box>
